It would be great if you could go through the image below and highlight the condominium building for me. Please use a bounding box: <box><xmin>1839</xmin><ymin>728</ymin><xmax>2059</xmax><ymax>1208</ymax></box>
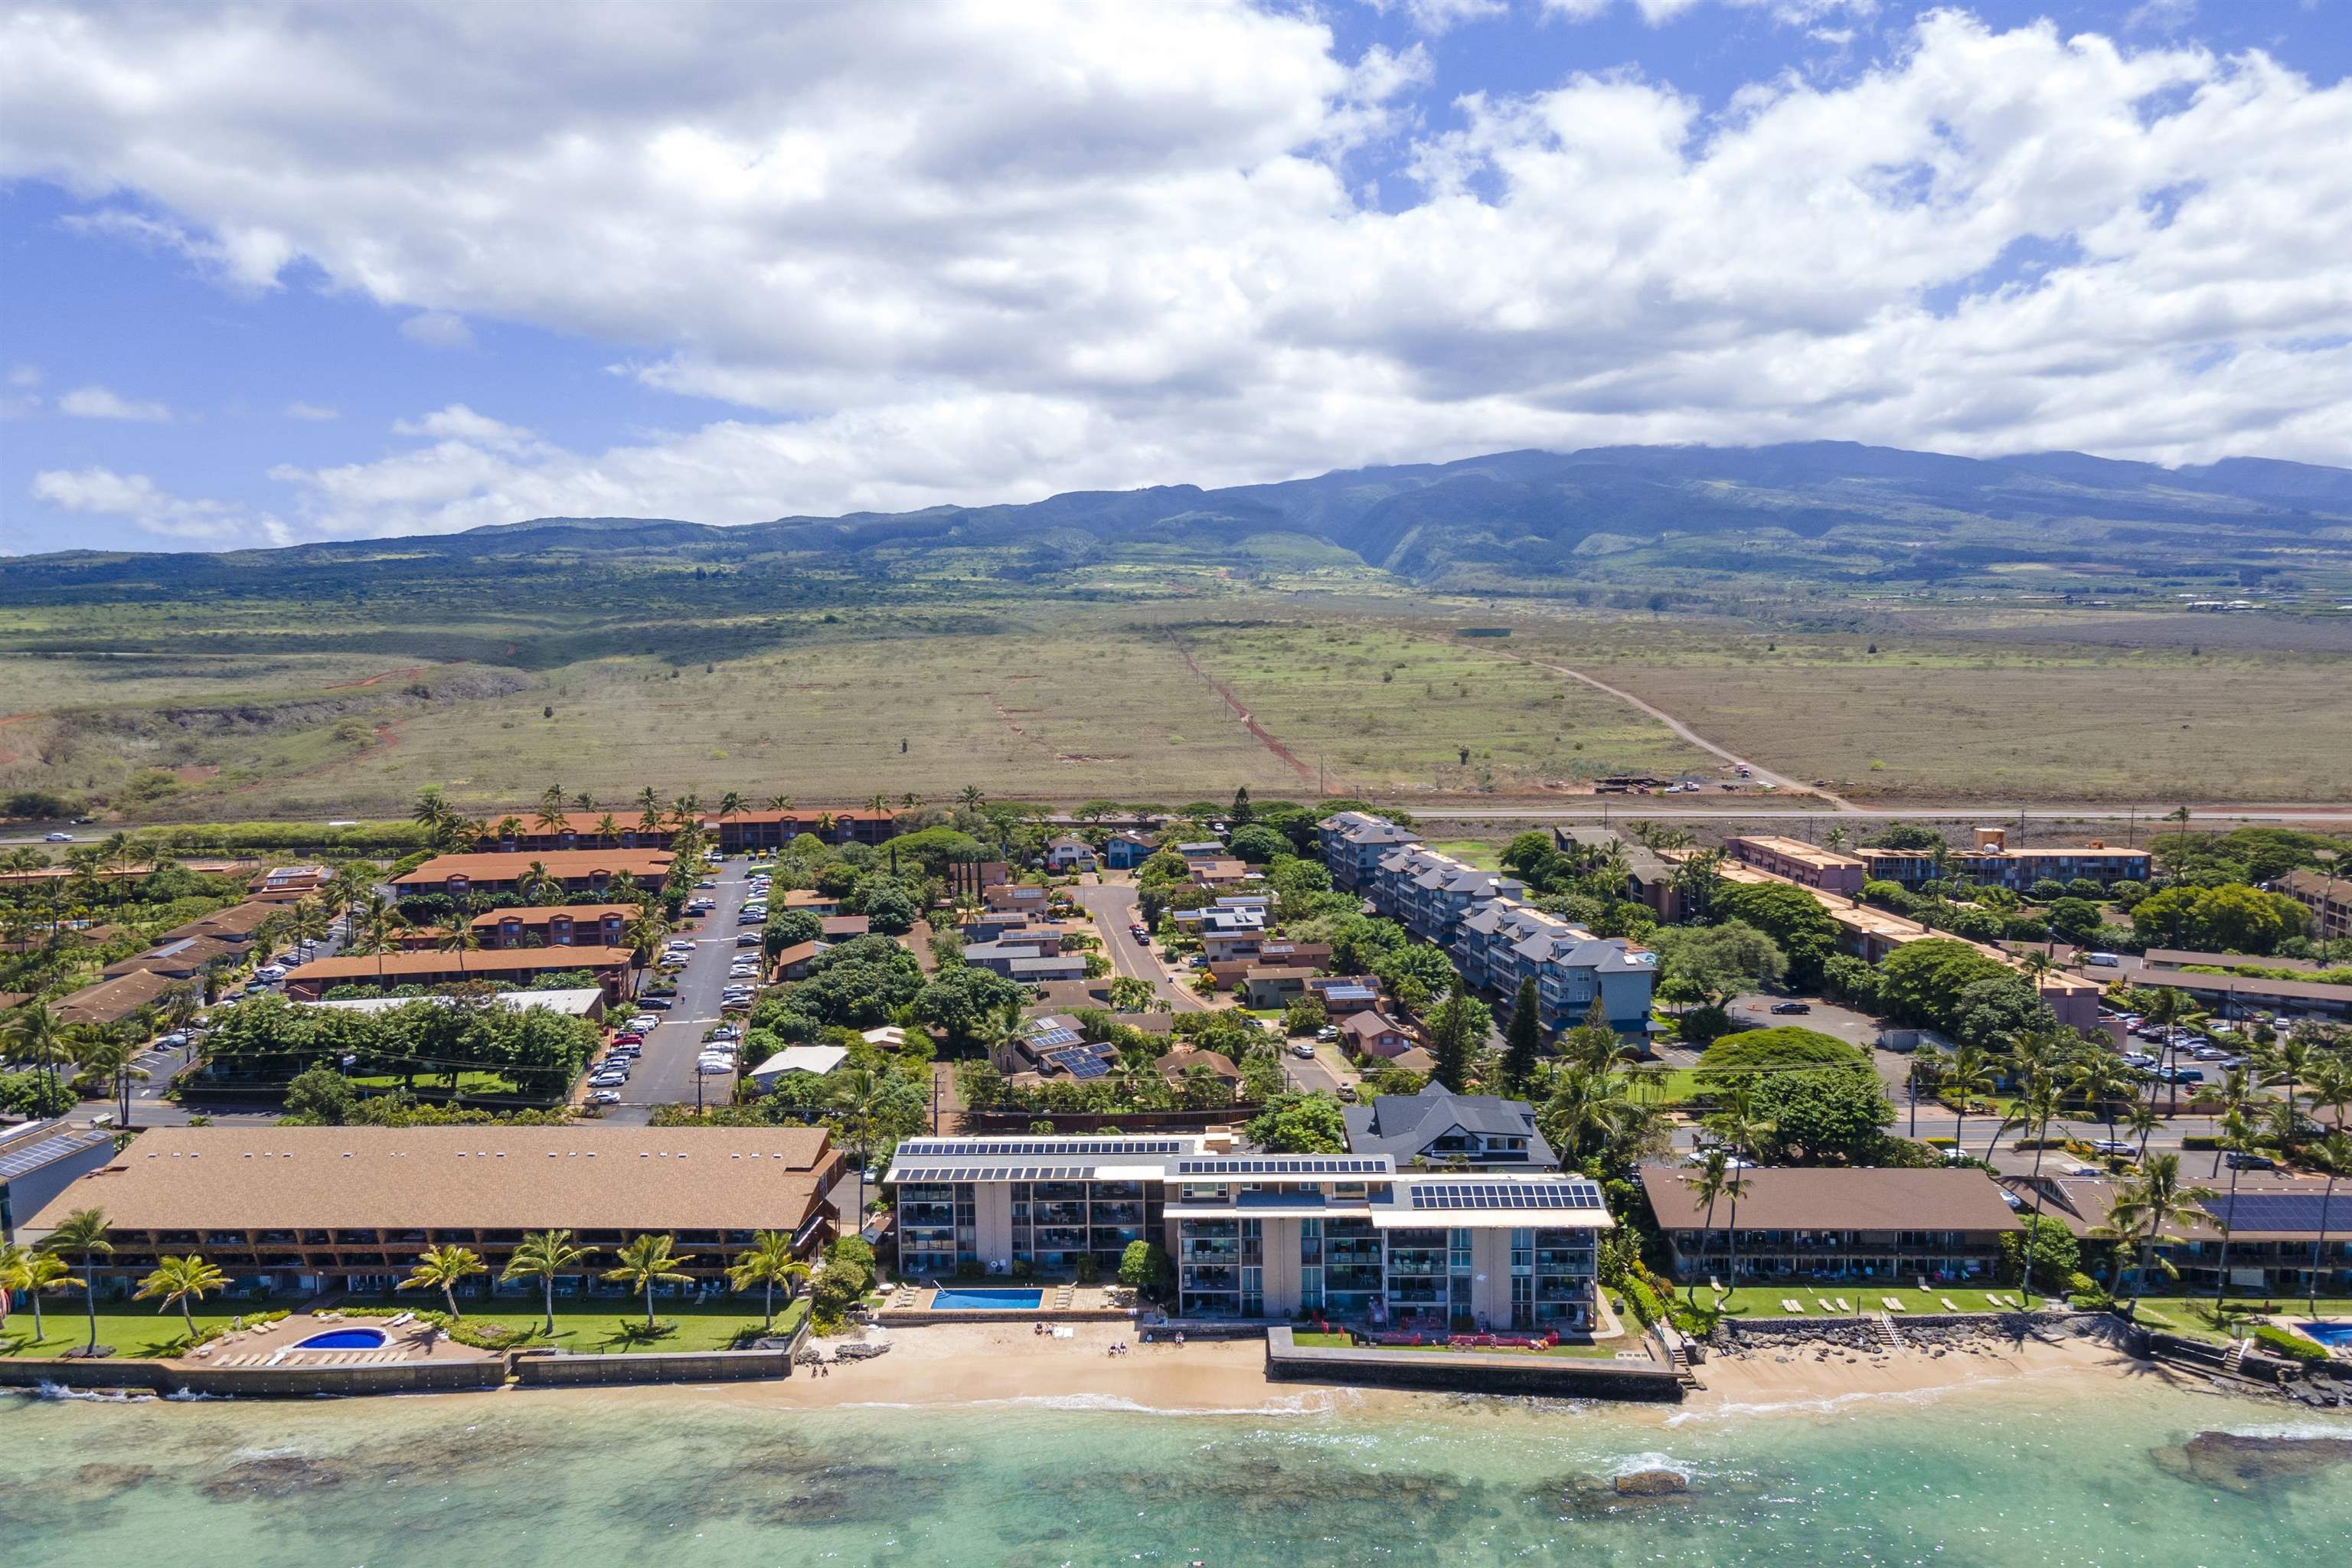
<box><xmin>1325</xmin><ymin>825</ymin><xmax>1657</xmax><ymax>1035</ymax></box>
<box><xmin>21</xmin><ymin>1125</ymin><xmax>844</xmax><ymax>1297</ymax></box>
<box><xmin>2278</xmin><ymin>867</ymin><xmax>2349</xmax><ymax>945</ymax></box>
<box><xmin>1858</xmin><ymin>828</ymin><xmax>2151</xmax><ymax>890</ymax></box>
<box><xmin>883</xmin><ymin>1135</ymin><xmax>1610</xmax><ymax>1331</ymax></box>
<box><xmin>389</xmin><ymin>849</ymin><xmax>675</xmax><ymax>900</ymax></box>
<box><xmin>1726</xmin><ymin>835</ymin><xmax>1867</xmax><ymax>896</ymax></box>
<box><xmin>1316</xmin><ymin>810</ymin><xmax>1424</xmax><ymax>890</ymax></box>
<box><xmin>1638</xmin><ymin>1166</ymin><xmax>2021</xmax><ymax>1285</ymax></box>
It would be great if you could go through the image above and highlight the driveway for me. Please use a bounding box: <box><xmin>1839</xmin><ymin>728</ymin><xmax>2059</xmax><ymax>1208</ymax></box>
<box><xmin>1068</xmin><ymin>877</ymin><xmax>1204</xmax><ymax>1011</ymax></box>
<box><xmin>602</xmin><ymin>857</ymin><xmax>753</xmax><ymax>1125</ymax></box>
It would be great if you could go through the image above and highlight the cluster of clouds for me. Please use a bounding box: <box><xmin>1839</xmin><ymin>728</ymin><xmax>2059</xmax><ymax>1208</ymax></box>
<box><xmin>5</xmin><ymin>0</ymin><xmax>2347</xmax><ymax>545</ymax></box>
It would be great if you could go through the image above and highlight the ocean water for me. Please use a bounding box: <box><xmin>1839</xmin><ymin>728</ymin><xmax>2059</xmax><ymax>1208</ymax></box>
<box><xmin>2</xmin><ymin>1380</ymin><xmax>2347</xmax><ymax>1567</ymax></box>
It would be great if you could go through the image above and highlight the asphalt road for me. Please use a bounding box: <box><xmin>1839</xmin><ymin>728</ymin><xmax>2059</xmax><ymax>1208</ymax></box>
<box><xmin>1070</xmin><ymin>877</ymin><xmax>1204</xmax><ymax>1011</ymax></box>
<box><xmin>601</xmin><ymin>857</ymin><xmax>753</xmax><ymax>1125</ymax></box>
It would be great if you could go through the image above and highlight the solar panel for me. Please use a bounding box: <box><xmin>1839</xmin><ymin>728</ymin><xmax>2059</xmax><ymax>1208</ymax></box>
<box><xmin>2202</xmin><ymin>1193</ymin><xmax>2345</xmax><ymax>1233</ymax></box>
<box><xmin>1025</xmin><ymin>1025</ymin><xmax>1083</xmax><ymax>1050</ymax></box>
<box><xmin>893</xmin><ymin>1138</ymin><xmax>1181</xmax><ymax>1157</ymax></box>
<box><xmin>1174</xmin><ymin>1156</ymin><xmax>1388</xmax><ymax>1177</ymax></box>
<box><xmin>1406</xmin><ymin>1181</ymin><xmax>1605</xmax><ymax>1211</ymax></box>
<box><xmin>0</xmin><ymin>1128</ymin><xmax>112</xmax><ymax>1182</ymax></box>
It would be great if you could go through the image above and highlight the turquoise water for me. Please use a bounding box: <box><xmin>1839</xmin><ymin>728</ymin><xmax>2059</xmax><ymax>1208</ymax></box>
<box><xmin>2</xmin><ymin>1379</ymin><xmax>2347</xmax><ymax>1566</ymax></box>
<box><xmin>290</xmin><ymin>1328</ymin><xmax>390</xmax><ymax>1351</ymax></box>
<box><xmin>929</xmin><ymin>1287</ymin><xmax>1047</xmax><ymax>1311</ymax></box>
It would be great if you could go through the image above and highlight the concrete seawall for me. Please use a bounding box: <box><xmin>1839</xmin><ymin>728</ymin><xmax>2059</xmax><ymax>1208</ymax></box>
<box><xmin>0</xmin><ymin>1355</ymin><xmax>509</xmax><ymax>1397</ymax></box>
<box><xmin>1264</xmin><ymin>1327</ymin><xmax>1685</xmax><ymax>1402</ymax></box>
<box><xmin>511</xmin><ymin>1346</ymin><xmax>795</xmax><ymax>1387</ymax></box>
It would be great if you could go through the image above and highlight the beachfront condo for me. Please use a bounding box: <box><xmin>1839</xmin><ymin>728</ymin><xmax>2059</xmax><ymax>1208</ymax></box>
<box><xmin>884</xmin><ymin>1136</ymin><xmax>1612</xmax><ymax>1332</ymax></box>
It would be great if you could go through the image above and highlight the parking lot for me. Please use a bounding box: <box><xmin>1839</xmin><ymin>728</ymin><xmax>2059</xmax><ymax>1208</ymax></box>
<box><xmin>592</xmin><ymin>856</ymin><xmax>758</xmax><ymax>1125</ymax></box>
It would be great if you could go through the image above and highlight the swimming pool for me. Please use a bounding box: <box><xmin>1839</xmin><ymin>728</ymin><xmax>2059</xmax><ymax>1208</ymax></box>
<box><xmin>292</xmin><ymin>1327</ymin><xmax>390</xmax><ymax>1351</ymax></box>
<box><xmin>929</xmin><ymin>1287</ymin><xmax>1044</xmax><ymax>1312</ymax></box>
<box><xmin>2296</xmin><ymin>1321</ymin><xmax>2351</xmax><ymax>1350</ymax></box>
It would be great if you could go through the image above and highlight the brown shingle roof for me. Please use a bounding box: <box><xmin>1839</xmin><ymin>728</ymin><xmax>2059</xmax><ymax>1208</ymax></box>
<box><xmin>390</xmin><ymin>850</ymin><xmax>674</xmax><ymax>887</ymax></box>
<box><xmin>1639</xmin><ymin>1166</ymin><xmax>2021</xmax><ymax>1234</ymax></box>
<box><xmin>285</xmin><ymin>946</ymin><xmax>634</xmax><ymax>983</ymax></box>
<box><xmin>54</xmin><ymin>969</ymin><xmax>186</xmax><ymax>1026</ymax></box>
<box><xmin>27</xmin><ymin>1125</ymin><xmax>838</xmax><ymax>1235</ymax></box>
<box><xmin>155</xmin><ymin>900</ymin><xmax>283</xmax><ymax>944</ymax></box>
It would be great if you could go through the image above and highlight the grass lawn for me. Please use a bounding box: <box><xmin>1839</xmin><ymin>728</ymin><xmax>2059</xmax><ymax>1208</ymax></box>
<box><xmin>1424</xmin><ymin>838</ymin><xmax>1501</xmax><ymax>871</ymax></box>
<box><xmin>2124</xmin><ymin>1294</ymin><xmax>2316</xmax><ymax>1346</ymax></box>
<box><xmin>346</xmin><ymin>1071</ymin><xmax>517</xmax><ymax>1095</ymax></box>
<box><xmin>1687</xmin><ymin>1285</ymin><xmax>2024</xmax><ymax>1319</ymax></box>
<box><xmin>1618</xmin><ymin>1067</ymin><xmax>1703</xmax><ymax>1104</ymax></box>
<box><xmin>1</xmin><ymin>1295</ymin><xmax>809</xmax><ymax>1360</ymax></box>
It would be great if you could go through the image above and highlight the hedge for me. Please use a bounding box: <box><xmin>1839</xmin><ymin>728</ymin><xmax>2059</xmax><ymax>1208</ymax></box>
<box><xmin>2253</xmin><ymin>1323</ymin><xmax>2330</xmax><ymax>1363</ymax></box>
<box><xmin>2182</xmin><ymin>1135</ymin><xmax>2220</xmax><ymax>1151</ymax></box>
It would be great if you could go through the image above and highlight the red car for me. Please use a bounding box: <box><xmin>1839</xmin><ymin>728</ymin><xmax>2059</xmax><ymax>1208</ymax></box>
<box><xmin>610</xmin><ymin>1031</ymin><xmax>644</xmax><ymax>1046</ymax></box>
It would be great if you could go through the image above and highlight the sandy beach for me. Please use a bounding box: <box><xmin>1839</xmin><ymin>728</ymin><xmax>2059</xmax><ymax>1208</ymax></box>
<box><xmin>512</xmin><ymin>1315</ymin><xmax>2210</xmax><ymax>1423</ymax></box>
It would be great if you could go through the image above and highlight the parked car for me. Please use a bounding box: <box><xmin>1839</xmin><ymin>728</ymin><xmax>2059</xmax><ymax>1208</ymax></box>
<box><xmin>697</xmin><ymin>1059</ymin><xmax>732</xmax><ymax>1074</ymax></box>
<box><xmin>43</xmin><ymin>831</ymin><xmax>73</xmax><ymax>842</ymax></box>
<box><xmin>2089</xmin><ymin>1139</ymin><xmax>2135</xmax><ymax>1156</ymax></box>
<box><xmin>709</xmin><ymin>1024</ymin><xmax>740</xmax><ymax>1040</ymax></box>
<box><xmin>1289</xmin><ymin>1041</ymin><xmax>1315</xmax><ymax>1059</ymax></box>
<box><xmin>610</xmin><ymin>1031</ymin><xmax>644</xmax><ymax>1046</ymax></box>
<box><xmin>253</xmin><ymin>964</ymin><xmax>289</xmax><ymax>982</ymax></box>
<box><xmin>2226</xmin><ymin>1152</ymin><xmax>2275</xmax><ymax>1171</ymax></box>
<box><xmin>2085</xmin><ymin>952</ymin><xmax>2121</xmax><ymax>968</ymax></box>
<box><xmin>586</xmin><ymin>1089</ymin><xmax>621</xmax><ymax>1105</ymax></box>
<box><xmin>1316</xmin><ymin>1025</ymin><xmax>1340</xmax><ymax>1041</ymax></box>
<box><xmin>736</xmin><ymin>933</ymin><xmax>763</xmax><ymax>947</ymax></box>
<box><xmin>1769</xmin><ymin>1001</ymin><xmax>1812</xmax><ymax>1014</ymax></box>
<box><xmin>589</xmin><ymin>1073</ymin><xmax>627</xmax><ymax>1089</ymax></box>
<box><xmin>637</xmin><ymin>998</ymin><xmax>674</xmax><ymax>1011</ymax></box>
<box><xmin>155</xmin><ymin>1031</ymin><xmax>191</xmax><ymax>1050</ymax></box>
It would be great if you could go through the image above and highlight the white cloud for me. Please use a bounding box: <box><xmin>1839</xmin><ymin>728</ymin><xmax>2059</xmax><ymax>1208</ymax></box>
<box><xmin>1365</xmin><ymin>0</ymin><xmax>1508</xmax><ymax>36</ymax></box>
<box><xmin>58</xmin><ymin>384</ymin><xmax>172</xmax><ymax>421</ymax></box>
<box><xmin>390</xmin><ymin>404</ymin><xmax>536</xmax><ymax>449</ymax></box>
<box><xmin>31</xmin><ymin>466</ymin><xmax>286</xmax><ymax>544</ymax></box>
<box><xmin>7</xmin><ymin>365</ymin><xmax>39</xmax><ymax>388</ymax></box>
<box><xmin>1544</xmin><ymin>0</ymin><xmax>1874</xmax><ymax>20</ymax></box>
<box><xmin>399</xmin><ymin>311</ymin><xmax>474</xmax><ymax>350</ymax></box>
<box><xmin>2</xmin><ymin>2</ymin><xmax>2348</xmax><ymax>545</ymax></box>
<box><xmin>284</xmin><ymin>400</ymin><xmax>339</xmax><ymax>420</ymax></box>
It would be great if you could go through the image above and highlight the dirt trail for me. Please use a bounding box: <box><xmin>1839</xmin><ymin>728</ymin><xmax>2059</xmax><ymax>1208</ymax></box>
<box><xmin>1162</xmin><ymin>632</ymin><xmax>1323</xmax><ymax>790</ymax></box>
<box><xmin>1483</xmin><ymin>645</ymin><xmax>1856</xmax><ymax>811</ymax></box>
<box><xmin>325</xmin><ymin>666</ymin><xmax>427</xmax><ymax>691</ymax></box>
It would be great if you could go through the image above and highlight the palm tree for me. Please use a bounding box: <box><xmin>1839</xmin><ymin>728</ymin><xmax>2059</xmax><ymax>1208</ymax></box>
<box><xmin>2</xmin><ymin>1000</ymin><xmax>74</xmax><ymax>1100</ymax></box>
<box><xmin>765</xmin><ymin>795</ymin><xmax>795</xmax><ymax>813</ymax></box>
<box><xmin>2013</xmin><ymin>1074</ymin><xmax>2063</xmax><ymax>1308</ymax></box>
<box><xmin>2260</xmin><ymin>1035</ymin><xmax>2317</xmax><ymax>1152</ymax></box>
<box><xmin>1821</xmin><ymin>825</ymin><xmax>1849</xmax><ymax>854</ymax></box>
<box><xmin>136</xmin><ymin>1253</ymin><xmax>228</xmax><ymax>1339</ymax></box>
<box><xmin>0</xmin><ymin>1243</ymin><xmax>80</xmax><ymax>1344</ymax></box>
<box><xmin>2070</xmin><ymin>1050</ymin><xmax>2140</xmax><ymax>1155</ymax></box>
<box><xmin>74</xmin><ymin>1027</ymin><xmax>147</xmax><ymax>1127</ymax></box>
<box><xmin>958</xmin><ymin>785</ymin><xmax>985</xmax><ymax>812</ymax></box>
<box><xmin>2298</xmin><ymin>1132</ymin><xmax>2350</xmax><ymax>1317</ymax></box>
<box><xmin>594</xmin><ymin>812</ymin><xmax>623</xmax><ymax>846</ymax></box>
<box><xmin>572</xmin><ymin>791</ymin><xmax>596</xmax><ymax>813</ymax></box>
<box><xmin>1942</xmin><ymin>1044</ymin><xmax>1994</xmax><ymax>1159</ymax></box>
<box><xmin>41</xmin><ymin>1208</ymin><xmax>113</xmax><ymax>1354</ymax></box>
<box><xmin>2095</xmin><ymin>1153</ymin><xmax>2216</xmax><ymax>1315</ymax></box>
<box><xmin>669</xmin><ymin>792</ymin><xmax>703</xmax><ymax>832</ymax></box>
<box><xmin>399</xmin><ymin>1244</ymin><xmax>488</xmax><ymax>1320</ymax></box>
<box><xmin>2208</xmin><ymin>1065</ymin><xmax>2255</xmax><ymax>1178</ymax></box>
<box><xmin>726</xmin><ymin>1231</ymin><xmax>811</xmax><ymax>1327</ymax></box>
<box><xmin>603</xmin><ymin>1234</ymin><xmax>697</xmax><ymax>1330</ymax></box>
<box><xmin>500</xmin><ymin>1230</ymin><xmax>592</xmax><ymax>1334</ymax></box>
<box><xmin>716</xmin><ymin>790</ymin><xmax>746</xmax><ymax>821</ymax></box>
<box><xmin>537</xmin><ymin>786</ymin><xmax>568</xmax><ymax>835</ymax></box>
<box><xmin>412</xmin><ymin>786</ymin><xmax>457</xmax><ymax>847</ymax></box>
<box><xmin>2308</xmin><ymin>1056</ymin><xmax>2352</xmax><ymax>1140</ymax></box>
<box><xmin>436</xmin><ymin>911</ymin><xmax>482</xmax><ymax>978</ymax></box>
<box><xmin>1704</xmin><ymin>1084</ymin><xmax>1772</xmax><ymax>1294</ymax></box>
<box><xmin>2125</xmin><ymin>1099</ymin><xmax>2163</xmax><ymax>1164</ymax></box>
<box><xmin>2208</xmin><ymin>1102</ymin><xmax>2256</xmax><ymax>1325</ymax></box>
<box><xmin>635</xmin><ymin>786</ymin><xmax>663</xmax><ymax>833</ymax></box>
<box><xmin>1681</xmin><ymin>1148</ymin><xmax>1736</xmax><ymax>1307</ymax></box>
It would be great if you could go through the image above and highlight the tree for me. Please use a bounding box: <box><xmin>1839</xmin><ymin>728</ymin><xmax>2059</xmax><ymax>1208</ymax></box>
<box><xmin>603</xmin><ymin>1233</ymin><xmax>697</xmax><ymax>1329</ymax></box>
<box><xmin>2</xmin><ymin>1001</ymin><xmax>73</xmax><ymax>1101</ymax></box>
<box><xmin>136</xmin><ymin>1253</ymin><xmax>228</xmax><ymax>1338</ymax></box>
<box><xmin>1710</xmin><ymin>882</ymin><xmax>1841</xmax><ymax>989</ymax></box>
<box><xmin>41</xmin><ymin>1208</ymin><xmax>112</xmax><ymax>1355</ymax></box>
<box><xmin>1500</xmin><ymin>976</ymin><xmax>1544</xmax><ymax>1095</ymax></box>
<box><xmin>1282</xmin><ymin>993</ymin><xmax>1328</xmax><ymax>1040</ymax></box>
<box><xmin>1117</xmin><ymin>1240</ymin><xmax>1172</xmax><ymax>1302</ymax></box>
<box><xmin>501</xmin><ymin>1229</ymin><xmax>593</xmax><ymax>1335</ymax></box>
<box><xmin>1228</xmin><ymin>824</ymin><xmax>1286</xmax><ymax>865</ymax></box>
<box><xmin>2094</xmin><ymin>1154</ymin><xmax>2216</xmax><ymax>1312</ymax></box>
<box><xmin>1369</xmin><ymin>943</ymin><xmax>1457</xmax><ymax>1010</ymax></box>
<box><xmin>1244</xmin><ymin>1091</ymin><xmax>1348</xmax><ymax>1153</ymax></box>
<box><xmin>1648</xmin><ymin>921</ymin><xmax>1786</xmax><ymax>1005</ymax></box>
<box><xmin>1540</xmin><ymin>1067</ymin><xmax>1661</xmax><ymax>1173</ymax></box>
<box><xmin>400</xmin><ymin>1244</ymin><xmax>488</xmax><ymax>1320</ymax></box>
<box><xmin>1749</xmin><ymin>1071</ymin><xmax>1894</xmax><ymax>1165</ymax></box>
<box><xmin>727</xmin><ymin>1231</ymin><xmax>812</xmax><ymax>1327</ymax></box>
<box><xmin>0</xmin><ymin>1242</ymin><xmax>78</xmax><ymax>1343</ymax></box>
<box><xmin>1425</xmin><ymin>977</ymin><xmax>1478</xmax><ymax>1093</ymax></box>
<box><xmin>1106</xmin><ymin>975</ymin><xmax>1158</xmax><ymax>1014</ymax></box>
<box><xmin>1682</xmin><ymin>1148</ymin><xmax>1743</xmax><ymax>1304</ymax></box>
<box><xmin>2300</xmin><ymin>1132</ymin><xmax>2352</xmax><ymax>1317</ymax></box>
<box><xmin>2000</xmin><ymin>1216</ymin><xmax>2080</xmax><ymax>1296</ymax></box>
<box><xmin>281</xmin><ymin>1064</ymin><xmax>358</xmax><ymax>1125</ymax></box>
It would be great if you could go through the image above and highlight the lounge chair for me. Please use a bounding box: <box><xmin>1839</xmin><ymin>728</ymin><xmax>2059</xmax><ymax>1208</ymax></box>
<box><xmin>1782</xmin><ymin>1298</ymin><xmax>1805</xmax><ymax>1314</ymax></box>
<box><xmin>1816</xmin><ymin>1298</ymin><xmax>1837</xmax><ymax>1312</ymax></box>
<box><xmin>1882</xmin><ymin>1297</ymin><xmax>1906</xmax><ymax>1312</ymax></box>
<box><xmin>1834</xmin><ymin>1298</ymin><xmax>1852</xmax><ymax>1312</ymax></box>
<box><xmin>1941</xmin><ymin>1297</ymin><xmax>1964</xmax><ymax>1312</ymax></box>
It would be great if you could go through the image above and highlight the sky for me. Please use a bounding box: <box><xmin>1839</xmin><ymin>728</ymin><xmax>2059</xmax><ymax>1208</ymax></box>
<box><xmin>2</xmin><ymin>0</ymin><xmax>2348</xmax><ymax>555</ymax></box>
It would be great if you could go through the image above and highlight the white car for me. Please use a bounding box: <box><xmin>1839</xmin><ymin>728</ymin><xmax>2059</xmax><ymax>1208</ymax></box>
<box><xmin>1289</xmin><ymin>1042</ymin><xmax>1315</xmax><ymax>1060</ymax></box>
<box><xmin>709</xmin><ymin>1024</ymin><xmax>740</xmax><ymax>1040</ymax></box>
<box><xmin>697</xmin><ymin>1059</ymin><xmax>733</xmax><ymax>1074</ymax></box>
<box><xmin>627</xmin><ymin>1016</ymin><xmax>659</xmax><ymax>1033</ymax></box>
<box><xmin>44</xmin><ymin>831</ymin><xmax>73</xmax><ymax>842</ymax></box>
<box><xmin>587</xmin><ymin>1089</ymin><xmax>621</xmax><ymax>1105</ymax></box>
<box><xmin>253</xmin><ymin>965</ymin><xmax>288</xmax><ymax>982</ymax></box>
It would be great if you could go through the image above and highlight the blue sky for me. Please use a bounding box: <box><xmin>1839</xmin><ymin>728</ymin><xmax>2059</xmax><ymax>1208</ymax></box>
<box><xmin>3</xmin><ymin>0</ymin><xmax>2347</xmax><ymax>554</ymax></box>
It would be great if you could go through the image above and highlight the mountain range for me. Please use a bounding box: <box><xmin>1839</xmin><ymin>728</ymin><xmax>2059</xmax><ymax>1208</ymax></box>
<box><xmin>8</xmin><ymin>441</ymin><xmax>2350</xmax><ymax>598</ymax></box>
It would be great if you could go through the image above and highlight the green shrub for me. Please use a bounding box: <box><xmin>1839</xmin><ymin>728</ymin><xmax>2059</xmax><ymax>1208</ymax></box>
<box><xmin>2252</xmin><ymin>1324</ymin><xmax>2328</xmax><ymax>1362</ymax></box>
<box><xmin>1923</xmin><ymin>1136</ymin><xmax>1957</xmax><ymax>1148</ymax></box>
<box><xmin>2181</xmin><ymin>1135</ymin><xmax>2220</xmax><ymax>1151</ymax></box>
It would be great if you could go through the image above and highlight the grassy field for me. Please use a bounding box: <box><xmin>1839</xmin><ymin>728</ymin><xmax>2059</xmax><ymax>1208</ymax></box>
<box><xmin>1687</xmin><ymin>1285</ymin><xmax>2024</xmax><ymax>1318</ymax></box>
<box><xmin>0</xmin><ymin>1296</ymin><xmax>808</xmax><ymax>1359</ymax></box>
<box><xmin>5</xmin><ymin>583</ymin><xmax>2347</xmax><ymax>819</ymax></box>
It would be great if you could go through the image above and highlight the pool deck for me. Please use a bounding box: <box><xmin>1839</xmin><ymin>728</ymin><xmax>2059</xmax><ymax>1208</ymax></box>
<box><xmin>874</xmin><ymin>1283</ymin><xmax>1138</xmax><ymax>1327</ymax></box>
<box><xmin>172</xmin><ymin>1309</ymin><xmax>495</xmax><ymax>1369</ymax></box>
<box><xmin>2273</xmin><ymin>1314</ymin><xmax>2352</xmax><ymax>1359</ymax></box>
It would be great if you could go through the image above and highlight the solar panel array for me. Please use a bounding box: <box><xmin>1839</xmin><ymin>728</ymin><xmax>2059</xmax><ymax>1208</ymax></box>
<box><xmin>2203</xmin><ymin>1193</ymin><xmax>2346</xmax><ymax>1233</ymax></box>
<box><xmin>891</xmin><ymin>1165</ymin><xmax>1127</xmax><ymax>1183</ymax></box>
<box><xmin>1174</xmin><ymin>1157</ymin><xmax>1389</xmax><ymax>1176</ymax></box>
<box><xmin>1044</xmin><ymin>1045</ymin><xmax>1113</xmax><ymax>1081</ymax></box>
<box><xmin>1024</xmin><ymin>1024</ymin><xmax>1083</xmax><ymax>1050</ymax></box>
<box><xmin>895</xmin><ymin>1138</ymin><xmax>1184</xmax><ymax>1157</ymax></box>
<box><xmin>0</xmin><ymin>1127</ymin><xmax>112</xmax><ymax>1182</ymax></box>
<box><xmin>1405</xmin><ymin>1181</ymin><xmax>1606</xmax><ymax>1211</ymax></box>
